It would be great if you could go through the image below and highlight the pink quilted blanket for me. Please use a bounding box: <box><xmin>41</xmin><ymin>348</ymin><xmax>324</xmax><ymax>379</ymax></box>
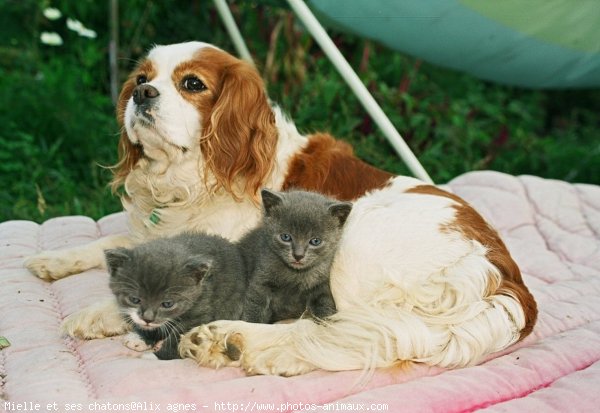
<box><xmin>1</xmin><ymin>171</ymin><xmax>599</xmax><ymax>412</ymax></box>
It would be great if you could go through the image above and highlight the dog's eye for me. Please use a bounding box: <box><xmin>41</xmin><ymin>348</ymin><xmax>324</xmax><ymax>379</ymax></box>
<box><xmin>136</xmin><ymin>75</ymin><xmax>148</xmax><ymax>85</ymax></box>
<box><xmin>182</xmin><ymin>76</ymin><xmax>206</xmax><ymax>92</ymax></box>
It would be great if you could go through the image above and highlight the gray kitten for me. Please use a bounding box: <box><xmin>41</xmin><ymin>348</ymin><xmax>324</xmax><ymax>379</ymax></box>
<box><xmin>239</xmin><ymin>189</ymin><xmax>352</xmax><ymax>323</ymax></box>
<box><xmin>105</xmin><ymin>232</ymin><xmax>246</xmax><ymax>360</ymax></box>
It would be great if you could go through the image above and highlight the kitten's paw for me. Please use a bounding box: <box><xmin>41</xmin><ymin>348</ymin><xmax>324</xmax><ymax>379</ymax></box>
<box><xmin>179</xmin><ymin>322</ymin><xmax>244</xmax><ymax>369</ymax></box>
<box><xmin>24</xmin><ymin>251</ymin><xmax>87</xmax><ymax>281</ymax></box>
<box><xmin>122</xmin><ymin>333</ymin><xmax>152</xmax><ymax>352</ymax></box>
<box><xmin>152</xmin><ymin>340</ymin><xmax>164</xmax><ymax>352</ymax></box>
<box><xmin>62</xmin><ymin>300</ymin><xmax>130</xmax><ymax>339</ymax></box>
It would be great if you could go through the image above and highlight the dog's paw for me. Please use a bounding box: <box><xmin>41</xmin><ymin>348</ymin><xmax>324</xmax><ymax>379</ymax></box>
<box><xmin>179</xmin><ymin>320</ymin><xmax>317</xmax><ymax>376</ymax></box>
<box><xmin>179</xmin><ymin>322</ymin><xmax>244</xmax><ymax>369</ymax></box>
<box><xmin>122</xmin><ymin>333</ymin><xmax>152</xmax><ymax>352</ymax></box>
<box><xmin>24</xmin><ymin>251</ymin><xmax>86</xmax><ymax>281</ymax></box>
<box><xmin>62</xmin><ymin>300</ymin><xmax>130</xmax><ymax>339</ymax></box>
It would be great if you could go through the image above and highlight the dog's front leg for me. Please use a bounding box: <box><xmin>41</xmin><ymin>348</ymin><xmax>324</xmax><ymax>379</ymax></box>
<box><xmin>62</xmin><ymin>298</ymin><xmax>130</xmax><ymax>339</ymax></box>
<box><xmin>25</xmin><ymin>234</ymin><xmax>134</xmax><ymax>281</ymax></box>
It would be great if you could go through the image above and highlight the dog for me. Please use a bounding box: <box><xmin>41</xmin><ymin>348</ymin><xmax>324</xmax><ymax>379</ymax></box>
<box><xmin>25</xmin><ymin>41</ymin><xmax>537</xmax><ymax>376</ymax></box>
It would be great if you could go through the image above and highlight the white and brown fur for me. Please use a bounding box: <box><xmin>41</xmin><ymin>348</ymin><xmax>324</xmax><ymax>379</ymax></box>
<box><xmin>25</xmin><ymin>41</ymin><xmax>536</xmax><ymax>375</ymax></box>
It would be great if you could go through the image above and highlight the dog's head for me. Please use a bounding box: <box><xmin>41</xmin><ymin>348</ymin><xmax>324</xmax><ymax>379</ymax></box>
<box><xmin>113</xmin><ymin>41</ymin><xmax>277</xmax><ymax>199</ymax></box>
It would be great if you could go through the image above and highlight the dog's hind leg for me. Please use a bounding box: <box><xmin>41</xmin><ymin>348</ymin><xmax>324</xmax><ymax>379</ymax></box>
<box><xmin>180</xmin><ymin>292</ymin><xmax>526</xmax><ymax>377</ymax></box>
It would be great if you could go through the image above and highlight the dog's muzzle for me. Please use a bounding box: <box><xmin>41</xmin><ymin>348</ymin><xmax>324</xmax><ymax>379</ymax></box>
<box><xmin>132</xmin><ymin>84</ymin><xmax>159</xmax><ymax>120</ymax></box>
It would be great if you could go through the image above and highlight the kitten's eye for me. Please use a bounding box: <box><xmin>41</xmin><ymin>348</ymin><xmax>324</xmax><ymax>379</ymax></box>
<box><xmin>161</xmin><ymin>301</ymin><xmax>175</xmax><ymax>309</ymax></box>
<box><xmin>182</xmin><ymin>76</ymin><xmax>206</xmax><ymax>92</ymax></box>
<box><xmin>280</xmin><ymin>233</ymin><xmax>292</xmax><ymax>242</ymax></box>
<box><xmin>128</xmin><ymin>296</ymin><xmax>141</xmax><ymax>305</ymax></box>
<box><xmin>309</xmin><ymin>238</ymin><xmax>322</xmax><ymax>246</ymax></box>
<box><xmin>136</xmin><ymin>75</ymin><xmax>148</xmax><ymax>85</ymax></box>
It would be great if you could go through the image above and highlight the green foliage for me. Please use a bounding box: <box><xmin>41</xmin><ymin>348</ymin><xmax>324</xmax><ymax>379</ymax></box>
<box><xmin>0</xmin><ymin>0</ymin><xmax>117</xmax><ymax>221</ymax></box>
<box><xmin>1</xmin><ymin>0</ymin><xmax>598</xmax><ymax>223</ymax></box>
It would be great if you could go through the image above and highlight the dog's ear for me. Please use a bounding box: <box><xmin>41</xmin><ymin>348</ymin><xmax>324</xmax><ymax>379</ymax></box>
<box><xmin>110</xmin><ymin>70</ymin><xmax>143</xmax><ymax>194</ymax></box>
<box><xmin>202</xmin><ymin>59</ymin><xmax>277</xmax><ymax>201</ymax></box>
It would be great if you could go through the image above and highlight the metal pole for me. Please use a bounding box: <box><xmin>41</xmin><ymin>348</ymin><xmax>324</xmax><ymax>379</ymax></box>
<box><xmin>286</xmin><ymin>0</ymin><xmax>433</xmax><ymax>183</ymax></box>
<box><xmin>109</xmin><ymin>0</ymin><xmax>119</xmax><ymax>105</ymax></box>
<box><xmin>213</xmin><ymin>0</ymin><xmax>254</xmax><ymax>65</ymax></box>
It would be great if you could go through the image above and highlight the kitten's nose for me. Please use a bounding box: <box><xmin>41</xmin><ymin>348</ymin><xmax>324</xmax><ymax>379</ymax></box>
<box><xmin>141</xmin><ymin>309</ymin><xmax>155</xmax><ymax>323</ymax></box>
<box><xmin>293</xmin><ymin>251</ymin><xmax>305</xmax><ymax>262</ymax></box>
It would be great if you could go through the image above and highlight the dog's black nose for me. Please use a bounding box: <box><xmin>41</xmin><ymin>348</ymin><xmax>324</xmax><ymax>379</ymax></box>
<box><xmin>133</xmin><ymin>84</ymin><xmax>160</xmax><ymax>105</ymax></box>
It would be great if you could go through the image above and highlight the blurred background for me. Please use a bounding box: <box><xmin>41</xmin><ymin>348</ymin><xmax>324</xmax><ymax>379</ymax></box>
<box><xmin>1</xmin><ymin>0</ymin><xmax>599</xmax><ymax>223</ymax></box>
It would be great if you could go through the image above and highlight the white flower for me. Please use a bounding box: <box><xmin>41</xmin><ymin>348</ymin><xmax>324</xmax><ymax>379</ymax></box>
<box><xmin>78</xmin><ymin>28</ymin><xmax>97</xmax><ymax>39</ymax></box>
<box><xmin>43</xmin><ymin>7</ymin><xmax>62</xmax><ymax>20</ymax></box>
<box><xmin>66</xmin><ymin>18</ymin><xmax>84</xmax><ymax>33</ymax></box>
<box><xmin>66</xmin><ymin>17</ymin><xmax>96</xmax><ymax>40</ymax></box>
<box><xmin>40</xmin><ymin>31</ymin><xmax>63</xmax><ymax>46</ymax></box>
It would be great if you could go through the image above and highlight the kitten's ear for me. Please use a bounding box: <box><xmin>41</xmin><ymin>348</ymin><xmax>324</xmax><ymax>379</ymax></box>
<box><xmin>328</xmin><ymin>202</ymin><xmax>353</xmax><ymax>226</ymax></box>
<box><xmin>260</xmin><ymin>188</ymin><xmax>283</xmax><ymax>216</ymax></box>
<box><xmin>184</xmin><ymin>255</ymin><xmax>213</xmax><ymax>284</ymax></box>
<box><xmin>104</xmin><ymin>248</ymin><xmax>132</xmax><ymax>276</ymax></box>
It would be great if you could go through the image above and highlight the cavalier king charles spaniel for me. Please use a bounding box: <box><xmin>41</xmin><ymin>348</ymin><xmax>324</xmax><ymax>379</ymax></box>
<box><xmin>25</xmin><ymin>41</ymin><xmax>536</xmax><ymax>376</ymax></box>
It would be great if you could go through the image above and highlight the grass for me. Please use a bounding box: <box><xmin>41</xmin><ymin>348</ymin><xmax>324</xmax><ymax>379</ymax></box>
<box><xmin>1</xmin><ymin>0</ymin><xmax>598</xmax><ymax>223</ymax></box>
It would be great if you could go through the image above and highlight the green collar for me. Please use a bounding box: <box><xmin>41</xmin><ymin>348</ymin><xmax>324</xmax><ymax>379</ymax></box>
<box><xmin>149</xmin><ymin>208</ymin><xmax>161</xmax><ymax>225</ymax></box>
